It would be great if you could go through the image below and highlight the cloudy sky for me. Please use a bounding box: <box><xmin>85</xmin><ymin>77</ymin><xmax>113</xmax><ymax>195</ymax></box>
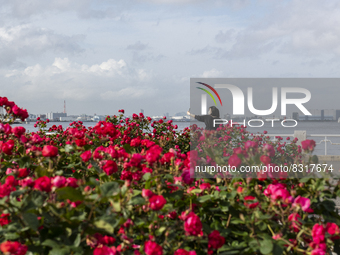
<box><xmin>1</xmin><ymin>0</ymin><xmax>340</xmax><ymax>116</ymax></box>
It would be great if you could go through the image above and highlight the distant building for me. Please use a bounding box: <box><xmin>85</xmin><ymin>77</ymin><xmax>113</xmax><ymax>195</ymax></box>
<box><xmin>60</xmin><ymin>116</ymin><xmax>76</xmax><ymax>121</ymax></box>
<box><xmin>92</xmin><ymin>115</ymin><xmax>105</xmax><ymax>122</ymax></box>
<box><xmin>37</xmin><ymin>114</ymin><xmax>46</xmax><ymax>119</ymax></box>
<box><xmin>292</xmin><ymin>112</ymin><xmax>299</xmax><ymax>121</ymax></box>
<box><xmin>47</xmin><ymin>112</ymin><xmax>67</xmax><ymax>121</ymax></box>
<box><xmin>223</xmin><ymin>113</ymin><xmax>230</xmax><ymax>120</ymax></box>
<box><xmin>175</xmin><ymin>112</ymin><xmax>187</xmax><ymax>116</ymax></box>
<box><xmin>304</xmin><ymin>109</ymin><xmax>340</xmax><ymax>121</ymax></box>
<box><xmin>77</xmin><ymin>114</ymin><xmax>92</xmax><ymax>121</ymax></box>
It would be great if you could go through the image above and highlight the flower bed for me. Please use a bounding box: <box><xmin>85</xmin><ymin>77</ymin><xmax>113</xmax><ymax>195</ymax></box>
<box><xmin>0</xmin><ymin>97</ymin><xmax>340</xmax><ymax>255</ymax></box>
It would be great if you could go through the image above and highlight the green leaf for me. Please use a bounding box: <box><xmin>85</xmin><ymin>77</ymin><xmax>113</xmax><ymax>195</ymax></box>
<box><xmin>156</xmin><ymin>226</ymin><xmax>167</xmax><ymax>236</ymax></box>
<box><xmin>272</xmin><ymin>243</ymin><xmax>283</xmax><ymax>255</ymax></box>
<box><xmin>143</xmin><ymin>173</ymin><xmax>151</xmax><ymax>181</ymax></box>
<box><xmin>260</xmin><ymin>239</ymin><xmax>273</xmax><ymax>254</ymax></box>
<box><xmin>299</xmin><ymin>177</ymin><xmax>310</xmax><ymax>183</ymax></box>
<box><xmin>132</xmin><ymin>190</ymin><xmax>142</xmax><ymax>196</ymax></box>
<box><xmin>4</xmin><ymin>232</ymin><xmax>20</xmax><ymax>240</ymax></box>
<box><xmin>123</xmin><ymin>144</ymin><xmax>133</xmax><ymax>154</ymax></box>
<box><xmin>42</xmin><ymin>239</ymin><xmax>60</xmax><ymax>249</ymax></box>
<box><xmin>56</xmin><ymin>187</ymin><xmax>84</xmax><ymax>202</ymax></box>
<box><xmin>129</xmin><ymin>196</ymin><xmax>145</xmax><ymax>205</ymax></box>
<box><xmin>100</xmin><ymin>182</ymin><xmax>120</xmax><ymax>197</ymax></box>
<box><xmin>10</xmin><ymin>189</ymin><xmax>26</xmax><ymax>197</ymax></box>
<box><xmin>189</xmin><ymin>189</ymin><xmax>202</xmax><ymax>194</ymax></box>
<box><xmin>22</xmin><ymin>212</ymin><xmax>39</xmax><ymax>231</ymax></box>
<box><xmin>65</xmin><ymin>144</ymin><xmax>75</xmax><ymax>153</ymax></box>
<box><xmin>197</xmin><ymin>195</ymin><xmax>212</xmax><ymax>203</ymax></box>
<box><xmin>50</xmin><ymin>247</ymin><xmax>72</xmax><ymax>255</ymax></box>
<box><xmin>31</xmin><ymin>190</ymin><xmax>46</xmax><ymax>207</ymax></box>
<box><xmin>74</xmin><ymin>234</ymin><xmax>81</xmax><ymax>247</ymax></box>
<box><xmin>94</xmin><ymin>220</ymin><xmax>114</xmax><ymax>234</ymax></box>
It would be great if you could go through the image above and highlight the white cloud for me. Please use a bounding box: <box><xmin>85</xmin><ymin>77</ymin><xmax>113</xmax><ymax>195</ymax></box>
<box><xmin>3</xmin><ymin>58</ymin><xmax>152</xmax><ymax>104</ymax></box>
<box><xmin>81</xmin><ymin>59</ymin><xmax>127</xmax><ymax>76</ymax></box>
<box><xmin>0</xmin><ymin>24</ymin><xmax>84</xmax><ymax>66</ymax></box>
<box><xmin>201</xmin><ymin>68</ymin><xmax>222</xmax><ymax>78</ymax></box>
<box><xmin>100</xmin><ymin>87</ymin><xmax>148</xmax><ymax>100</ymax></box>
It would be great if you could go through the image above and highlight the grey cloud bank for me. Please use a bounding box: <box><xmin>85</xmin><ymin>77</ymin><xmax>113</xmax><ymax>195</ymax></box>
<box><xmin>0</xmin><ymin>0</ymin><xmax>340</xmax><ymax>117</ymax></box>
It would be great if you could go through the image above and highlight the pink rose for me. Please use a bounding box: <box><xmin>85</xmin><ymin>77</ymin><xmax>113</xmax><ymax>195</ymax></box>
<box><xmin>293</xmin><ymin>196</ymin><xmax>311</xmax><ymax>212</ymax></box>
<box><xmin>260</xmin><ymin>155</ymin><xmax>271</xmax><ymax>165</ymax></box>
<box><xmin>301</xmin><ymin>139</ymin><xmax>316</xmax><ymax>152</ymax></box>
<box><xmin>181</xmin><ymin>169</ymin><xmax>194</xmax><ymax>185</ymax></box>
<box><xmin>326</xmin><ymin>222</ymin><xmax>340</xmax><ymax>236</ymax></box>
<box><xmin>288</xmin><ymin>213</ymin><xmax>301</xmax><ymax>233</ymax></box>
<box><xmin>149</xmin><ymin>195</ymin><xmax>167</xmax><ymax>211</ymax></box>
<box><xmin>312</xmin><ymin>224</ymin><xmax>325</xmax><ymax>244</ymax></box>
<box><xmin>228</xmin><ymin>154</ymin><xmax>241</xmax><ymax>168</ymax></box>
<box><xmin>93</xmin><ymin>245</ymin><xmax>119</xmax><ymax>255</ymax></box>
<box><xmin>142</xmin><ymin>189</ymin><xmax>155</xmax><ymax>199</ymax></box>
<box><xmin>102</xmin><ymin>160</ymin><xmax>118</xmax><ymax>175</ymax></box>
<box><xmin>52</xmin><ymin>176</ymin><xmax>66</xmax><ymax>188</ymax></box>
<box><xmin>184</xmin><ymin>212</ymin><xmax>202</xmax><ymax>236</ymax></box>
<box><xmin>174</xmin><ymin>249</ymin><xmax>197</xmax><ymax>255</ymax></box>
<box><xmin>262</xmin><ymin>143</ymin><xmax>275</xmax><ymax>157</ymax></box>
<box><xmin>34</xmin><ymin>176</ymin><xmax>52</xmax><ymax>193</ymax></box>
<box><xmin>208</xmin><ymin>230</ymin><xmax>225</xmax><ymax>250</ymax></box>
<box><xmin>42</xmin><ymin>145</ymin><xmax>58</xmax><ymax>157</ymax></box>
<box><xmin>144</xmin><ymin>241</ymin><xmax>163</xmax><ymax>255</ymax></box>
<box><xmin>80</xmin><ymin>150</ymin><xmax>92</xmax><ymax>162</ymax></box>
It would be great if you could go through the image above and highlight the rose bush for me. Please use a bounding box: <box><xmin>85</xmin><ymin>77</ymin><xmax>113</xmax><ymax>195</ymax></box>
<box><xmin>0</xmin><ymin>98</ymin><xmax>340</xmax><ymax>254</ymax></box>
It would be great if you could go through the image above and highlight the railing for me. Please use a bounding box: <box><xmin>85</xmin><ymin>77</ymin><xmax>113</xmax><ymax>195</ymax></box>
<box><xmin>308</xmin><ymin>134</ymin><xmax>340</xmax><ymax>156</ymax></box>
<box><xmin>256</xmin><ymin>131</ymin><xmax>340</xmax><ymax>155</ymax></box>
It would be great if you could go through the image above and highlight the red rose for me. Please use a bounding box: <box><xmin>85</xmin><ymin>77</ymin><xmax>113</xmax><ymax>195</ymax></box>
<box><xmin>94</xmin><ymin>245</ymin><xmax>119</xmax><ymax>255</ymax></box>
<box><xmin>174</xmin><ymin>249</ymin><xmax>197</xmax><ymax>255</ymax></box>
<box><xmin>1</xmin><ymin>140</ymin><xmax>15</xmax><ymax>155</ymax></box>
<box><xmin>199</xmin><ymin>183</ymin><xmax>211</xmax><ymax>191</ymax></box>
<box><xmin>80</xmin><ymin>150</ymin><xmax>92</xmax><ymax>162</ymax></box>
<box><xmin>66</xmin><ymin>177</ymin><xmax>79</xmax><ymax>188</ymax></box>
<box><xmin>149</xmin><ymin>195</ymin><xmax>166</xmax><ymax>211</ymax></box>
<box><xmin>180</xmin><ymin>169</ymin><xmax>193</xmax><ymax>185</ymax></box>
<box><xmin>52</xmin><ymin>176</ymin><xmax>66</xmax><ymax>188</ymax></box>
<box><xmin>244</xmin><ymin>141</ymin><xmax>258</xmax><ymax>151</ymax></box>
<box><xmin>208</xmin><ymin>230</ymin><xmax>225</xmax><ymax>250</ymax></box>
<box><xmin>262</xmin><ymin>143</ymin><xmax>275</xmax><ymax>157</ymax></box>
<box><xmin>12</xmin><ymin>126</ymin><xmax>26</xmax><ymax>137</ymax></box>
<box><xmin>0</xmin><ymin>214</ymin><xmax>11</xmax><ymax>226</ymax></box>
<box><xmin>146</xmin><ymin>145</ymin><xmax>163</xmax><ymax>164</ymax></box>
<box><xmin>326</xmin><ymin>222</ymin><xmax>340</xmax><ymax>236</ymax></box>
<box><xmin>228</xmin><ymin>154</ymin><xmax>241</xmax><ymax>168</ymax></box>
<box><xmin>142</xmin><ymin>189</ymin><xmax>155</xmax><ymax>199</ymax></box>
<box><xmin>260</xmin><ymin>155</ymin><xmax>271</xmax><ymax>165</ymax></box>
<box><xmin>184</xmin><ymin>212</ymin><xmax>202</xmax><ymax>236</ymax></box>
<box><xmin>312</xmin><ymin>223</ymin><xmax>325</xmax><ymax>244</ymax></box>
<box><xmin>0</xmin><ymin>241</ymin><xmax>27</xmax><ymax>255</ymax></box>
<box><xmin>311</xmin><ymin>249</ymin><xmax>326</xmax><ymax>255</ymax></box>
<box><xmin>102</xmin><ymin>160</ymin><xmax>118</xmax><ymax>175</ymax></box>
<box><xmin>34</xmin><ymin>176</ymin><xmax>52</xmax><ymax>192</ymax></box>
<box><xmin>18</xmin><ymin>168</ymin><xmax>29</xmax><ymax>178</ymax></box>
<box><xmin>288</xmin><ymin>213</ymin><xmax>301</xmax><ymax>233</ymax></box>
<box><xmin>130</xmin><ymin>138</ymin><xmax>141</xmax><ymax>147</ymax></box>
<box><xmin>129</xmin><ymin>153</ymin><xmax>143</xmax><ymax>167</ymax></box>
<box><xmin>42</xmin><ymin>145</ymin><xmax>58</xmax><ymax>157</ymax></box>
<box><xmin>301</xmin><ymin>139</ymin><xmax>316</xmax><ymax>152</ymax></box>
<box><xmin>144</xmin><ymin>241</ymin><xmax>163</xmax><ymax>255</ymax></box>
